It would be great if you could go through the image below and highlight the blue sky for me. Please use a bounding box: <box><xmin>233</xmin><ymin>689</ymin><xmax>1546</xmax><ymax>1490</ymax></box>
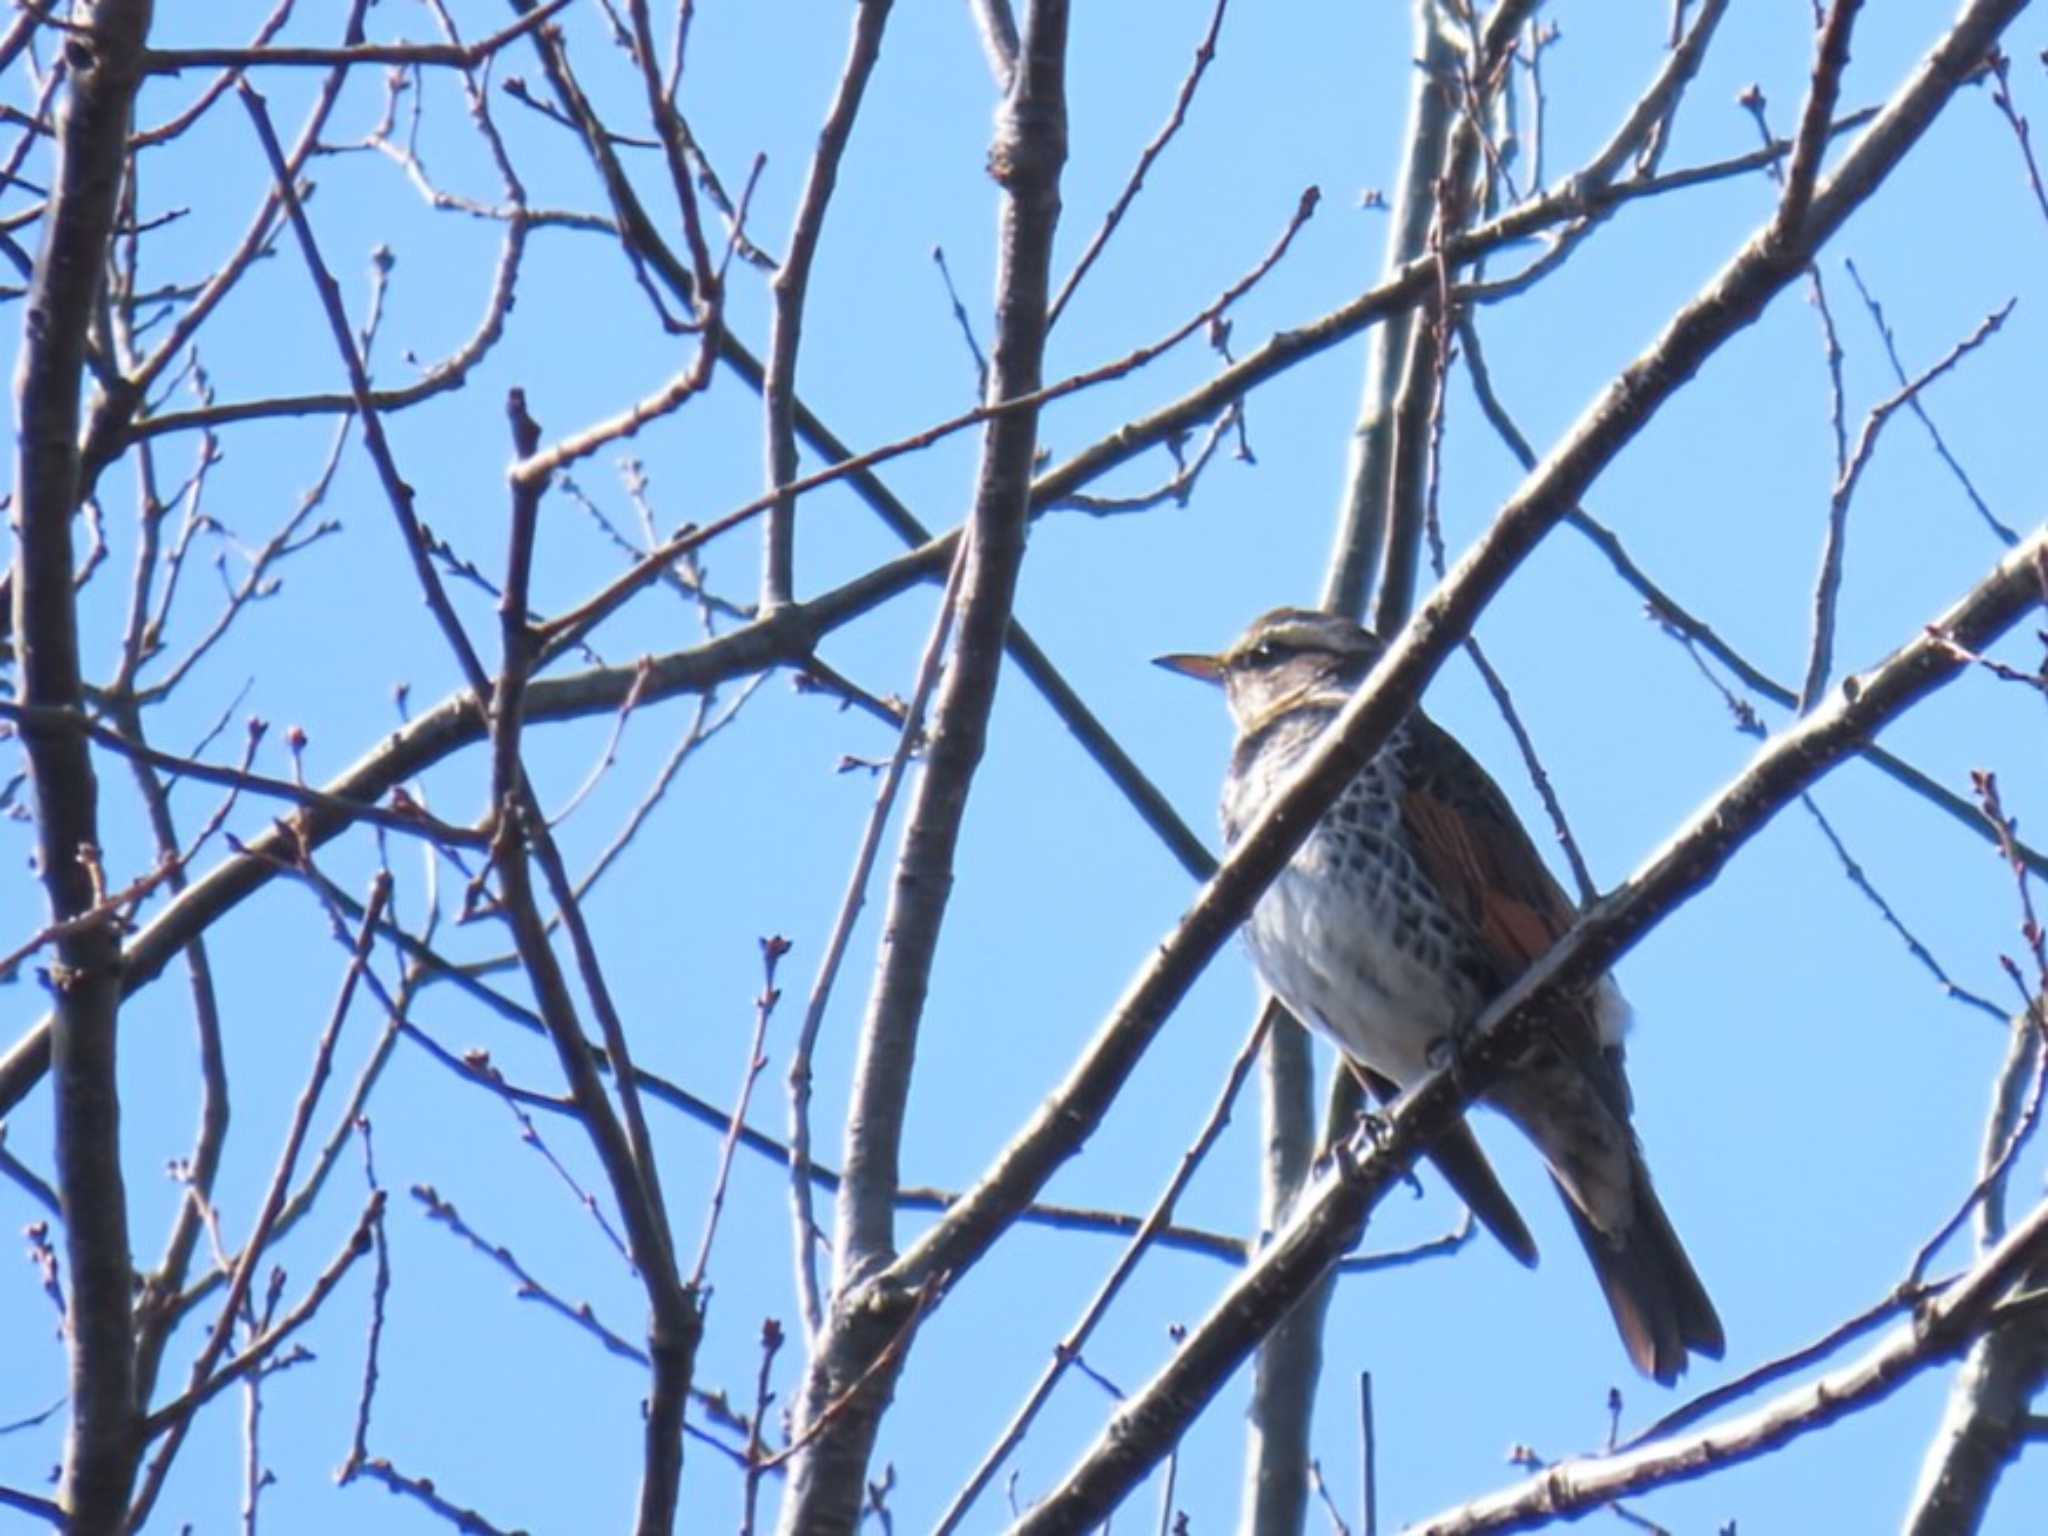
<box><xmin>4</xmin><ymin>3</ymin><xmax>2046</xmax><ymax>1532</ymax></box>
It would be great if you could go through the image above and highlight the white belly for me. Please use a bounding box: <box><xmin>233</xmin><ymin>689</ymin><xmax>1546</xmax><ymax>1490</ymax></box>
<box><xmin>1244</xmin><ymin>864</ymin><xmax>1470</xmax><ymax>1086</ymax></box>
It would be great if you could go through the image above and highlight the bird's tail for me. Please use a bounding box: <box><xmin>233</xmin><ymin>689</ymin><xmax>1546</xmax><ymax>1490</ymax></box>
<box><xmin>1558</xmin><ymin>1150</ymin><xmax>1723</xmax><ymax>1385</ymax></box>
<box><xmin>1490</xmin><ymin>1038</ymin><xmax>1723</xmax><ymax>1383</ymax></box>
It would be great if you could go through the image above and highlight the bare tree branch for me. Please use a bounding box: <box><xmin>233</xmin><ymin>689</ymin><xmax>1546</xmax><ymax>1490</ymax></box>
<box><xmin>789</xmin><ymin>547</ymin><xmax>970</xmax><ymax>1343</ymax></box>
<box><xmin>1321</xmin><ymin>0</ymin><xmax>1460</xmax><ymax>620</ymax></box>
<box><xmin>762</xmin><ymin>0</ymin><xmax>894</xmax><ymax>609</ymax></box>
<box><xmin>238</xmin><ymin>79</ymin><xmax>493</xmax><ymax>698</ymax></box>
<box><xmin>1417</xmin><ymin>1197</ymin><xmax>2048</xmax><ymax>1536</ymax></box>
<box><xmin>143</xmin><ymin>0</ymin><xmax>572</xmax><ymax>71</ymax></box>
<box><xmin>10</xmin><ymin>1</ymin><xmax>154</xmax><ymax>1525</ymax></box>
<box><xmin>779</xmin><ymin>6</ymin><xmax>1071</xmax><ymax>1530</ymax></box>
<box><xmin>485</xmin><ymin>390</ymin><xmax>698</xmax><ymax>1536</ymax></box>
<box><xmin>1046</xmin><ymin>0</ymin><xmax>1230</xmax><ymax>330</ymax></box>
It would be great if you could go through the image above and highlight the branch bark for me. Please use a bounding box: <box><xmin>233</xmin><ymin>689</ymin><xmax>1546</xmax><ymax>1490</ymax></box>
<box><xmin>1322</xmin><ymin>0</ymin><xmax>1458</xmax><ymax>619</ymax></box>
<box><xmin>10</xmin><ymin>2</ymin><xmax>154</xmax><ymax>1528</ymax></box>
<box><xmin>1901</xmin><ymin>1011</ymin><xmax>2048</xmax><ymax>1534</ymax></box>
<box><xmin>762</xmin><ymin>0</ymin><xmax>893</xmax><ymax>608</ymax></box>
<box><xmin>775</xmin><ymin>6</ymin><xmax>1070</xmax><ymax>1531</ymax></box>
<box><xmin>1415</xmin><ymin>1195</ymin><xmax>2048</xmax><ymax>1535</ymax></box>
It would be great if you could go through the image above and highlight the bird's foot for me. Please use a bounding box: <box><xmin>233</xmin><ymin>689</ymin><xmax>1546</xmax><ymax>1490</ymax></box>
<box><xmin>1344</xmin><ymin>1107</ymin><xmax>1410</xmax><ymax>1179</ymax></box>
<box><xmin>1304</xmin><ymin>1110</ymin><xmax>1388</xmax><ymax>1189</ymax></box>
<box><xmin>1425</xmin><ymin>1031</ymin><xmax>1475</xmax><ymax>1091</ymax></box>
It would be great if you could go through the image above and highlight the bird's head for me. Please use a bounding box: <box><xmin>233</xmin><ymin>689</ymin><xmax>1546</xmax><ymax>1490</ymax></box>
<box><xmin>1154</xmin><ymin>607</ymin><xmax>1385</xmax><ymax>733</ymax></box>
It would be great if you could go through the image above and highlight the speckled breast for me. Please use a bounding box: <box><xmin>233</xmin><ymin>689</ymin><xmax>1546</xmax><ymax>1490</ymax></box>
<box><xmin>1222</xmin><ymin>708</ymin><xmax>1487</xmax><ymax>1084</ymax></box>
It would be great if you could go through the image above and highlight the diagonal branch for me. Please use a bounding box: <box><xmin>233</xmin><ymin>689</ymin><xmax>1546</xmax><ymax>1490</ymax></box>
<box><xmin>238</xmin><ymin>79</ymin><xmax>492</xmax><ymax>699</ymax></box>
<box><xmin>1414</xmin><ymin>1195</ymin><xmax>2048</xmax><ymax>1535</ymax></box>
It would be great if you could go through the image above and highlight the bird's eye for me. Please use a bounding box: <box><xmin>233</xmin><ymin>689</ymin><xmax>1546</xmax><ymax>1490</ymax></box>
<box><xmin>1245</xmin><ymin>641</ymin><xmax>1282</xmax><ymax>667</ymax></box>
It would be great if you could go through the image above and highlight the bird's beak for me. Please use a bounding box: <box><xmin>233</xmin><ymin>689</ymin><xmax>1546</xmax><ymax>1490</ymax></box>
<box><xmin>1153</xmin><ymin>651</ymin><xmax>1225</xmax><ymax>686</ymax></box>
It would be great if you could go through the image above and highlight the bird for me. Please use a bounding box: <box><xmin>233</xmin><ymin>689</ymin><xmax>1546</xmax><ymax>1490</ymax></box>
<box><xmin>1156</xmin><ymin>606</ymin><xmax>1722</xmax><ymax>1383</ymax></box>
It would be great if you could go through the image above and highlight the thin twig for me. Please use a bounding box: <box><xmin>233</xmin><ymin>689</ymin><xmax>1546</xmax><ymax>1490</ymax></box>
<box><xmin>1046</xmin><ymin>0</ymin><xmax>1231</xmax><ymax>329</ymax></box>
<box><xmin>739</xmin><ymin>1318</ymin><xmax>787</xmax><ymax>1535</ymax></box>
<box><xmin>930</xmin><ymin>245</ymin><xmax>989</xmax><ymax>400</ymax></box>
<box><xmin>691</xmin><ymin>936</ymin><xmax>790</xmax><ymax>1287</ymax></box>
<box><xmin>130</xmin><ymin>880</ymin><xmax>389</xmax><ymax>1526</ymax></box>
<box><xmin>1985</xmin><ymin>47</ymin><xmax>2048</xmax><ymax>228</ymax></box>
<box><xmin>238</xmin><ymin>81</ymin><xmax>493</xmax><ymax>697</ymax></box>
<box><xmin>789</xmin><ymin>544</ymin><xmax>969</xmax><ymax>1341</ymax></box>
<box><xmin>1841</xmin><ymin>257</ymin><xmax>2017</xmax><ymax>545</ymax></box>
<box><xmin>1801</xmin><ymin>299</ymin><xmax>2015</xmax><ymax>709</ymax></box>
<box><xmin>144</xmin><ymin>0</ymin><xmax>572</xmax><ymax>71</ymax></box>
<box><xmin>761</xmin><ymin>0</ymin><xmax>894</xmax><ymax>607</ymax></box>
<box><xmin>933</xmin><ymin>1003</ymin><xmax>1275</xmax><ymax>1534</ymax></box>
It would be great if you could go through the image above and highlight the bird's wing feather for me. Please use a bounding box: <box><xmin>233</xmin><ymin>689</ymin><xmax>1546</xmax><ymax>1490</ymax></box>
<box><xmin>1397</xmin><ymin>712</ymin><xmax>1638</xmax><ymax>1179</ymax></box>
<box><xmin>1390</xmin><ymin>709</ymin><xmax>1723</xmax><ymax>1380</ymax></box>
<box><xmin>1396</xmin><ymin>714</ymin><xmax>1578</xmax><ymax>976</ymax></box>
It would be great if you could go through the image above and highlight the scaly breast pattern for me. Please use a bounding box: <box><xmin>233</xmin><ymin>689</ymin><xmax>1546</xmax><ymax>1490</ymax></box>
<box><xmin>1222</xmin><ymin>708</ymin><xmax>1492</xmax><ymax>1087</ymax></box>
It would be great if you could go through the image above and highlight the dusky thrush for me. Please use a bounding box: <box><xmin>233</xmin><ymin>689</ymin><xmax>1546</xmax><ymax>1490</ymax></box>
<box><xmin>1158</xmin><ymin>607</ymin><xmax>1723</xmax><ymax>1383</ymax></box>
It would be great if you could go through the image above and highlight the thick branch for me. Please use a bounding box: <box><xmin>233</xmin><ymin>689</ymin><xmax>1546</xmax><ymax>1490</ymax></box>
<box><xmin>10</xmin><ymin>3</ymin><xmax>153</xmax><ymax>1528</ymax></box>
<box><xmin>777</xmin><ymin>6</ymin><xmax>1069</xmax><ymax>1533</ymax></box>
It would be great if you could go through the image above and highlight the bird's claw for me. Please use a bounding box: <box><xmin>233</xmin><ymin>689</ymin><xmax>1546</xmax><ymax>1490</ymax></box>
<box><xmin>1426</xmin><ymin>1031</ymin><xmax>1478</xmax><ymax>1092</ymax></box>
